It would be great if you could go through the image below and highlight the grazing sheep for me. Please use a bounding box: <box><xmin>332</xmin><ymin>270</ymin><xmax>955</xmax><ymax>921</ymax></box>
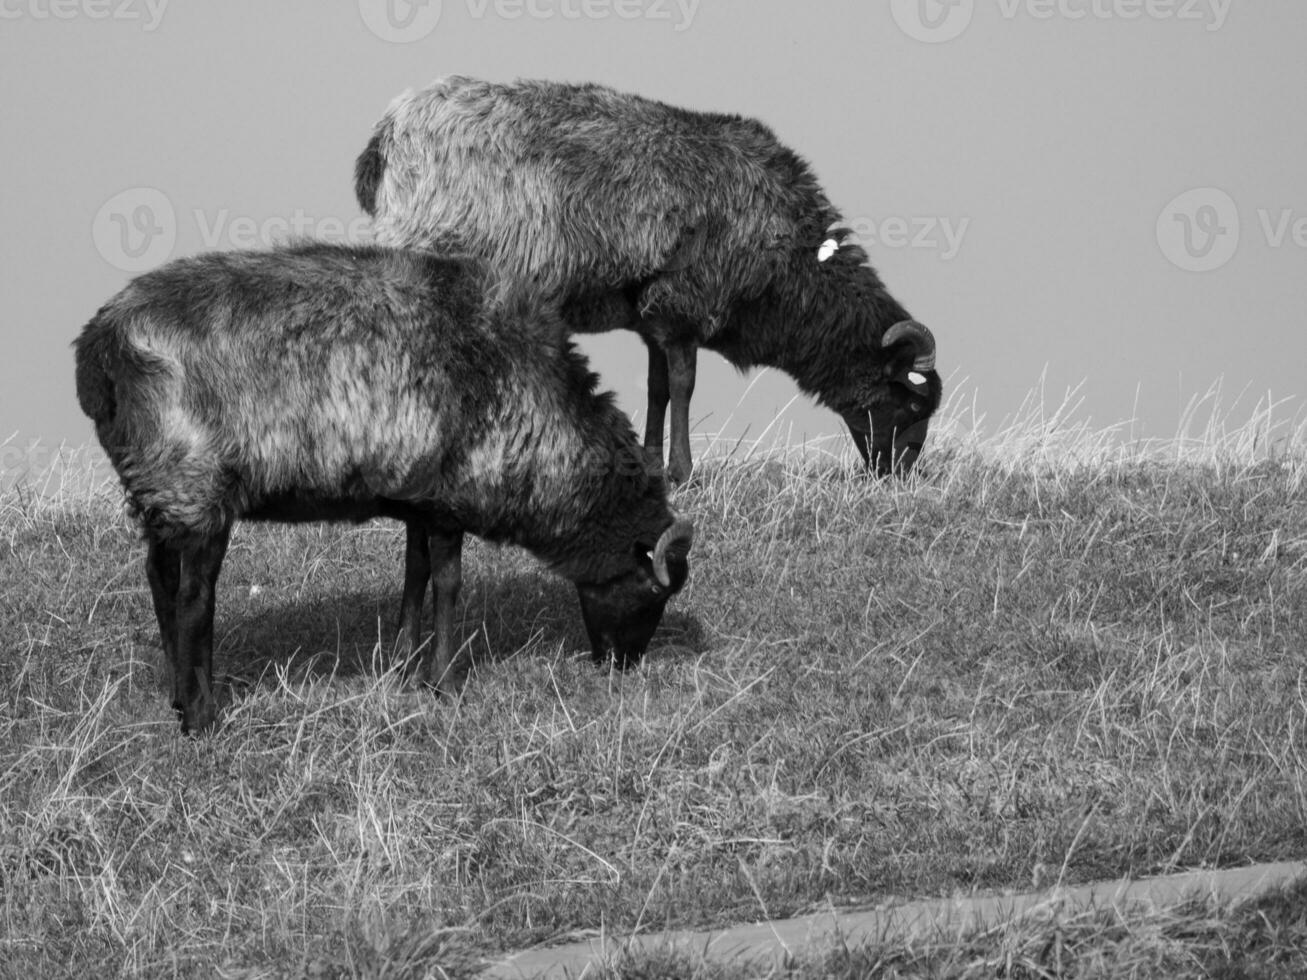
<box><xmin>74</xmin><ymin>242</ymin><xmax>694</xmax><ymax>734</ymax></box>
<box><xmin>356</xmin><ymin>75</ymin><xmax>940</xmax><ymax>483</ymax></box>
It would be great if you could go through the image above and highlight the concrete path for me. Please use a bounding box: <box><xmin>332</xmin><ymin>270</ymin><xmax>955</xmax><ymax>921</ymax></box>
<box><xmin>482</xmin><ymin>860</ymin><xmax>1307</xmax><ymax>979</ymax></box>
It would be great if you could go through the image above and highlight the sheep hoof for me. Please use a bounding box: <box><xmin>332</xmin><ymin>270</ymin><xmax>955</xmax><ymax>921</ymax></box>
<box><xmin>666</xmin><ymin>460</ymin><xmax>693</xmax><ymax>486</ymax></box>
<box><xmin>414</xmin><ymin>659</ymin><xmax>469</xmax><ymax>698</ymax></box>
<box><xmin>437</xmin><ymin>676</ymin><xmax>468</xmax><ymax>699</ymax></box>
<box><xmin>176</xmin><ymin>696</ymin><xmax>219</xmax><ymax>736</ymax></box>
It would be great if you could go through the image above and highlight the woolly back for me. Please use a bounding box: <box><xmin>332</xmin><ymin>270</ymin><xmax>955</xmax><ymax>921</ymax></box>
<box><xmin>363</xmin><ymin>76</ymin><xmax>844</xmax><ymax>330</ymax></box>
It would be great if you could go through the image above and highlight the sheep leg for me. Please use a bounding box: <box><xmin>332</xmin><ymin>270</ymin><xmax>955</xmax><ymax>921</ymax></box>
<box><xmin>397</xmin><ymin>520</ymin><xmax>431</xmax><ymax>675</ymax></box>
<box><xmin>665</xmin><ymin>341</ymin><xmax>698</xmax><ymax>485</ymax></box>
<box><xmin>428</xmin><ymin>529</ymin><xmax>466</xmax><ymax>695</ymax></box>
<box><xmin>145</xmin><ymin>536</ymin><xmax>181</xmax><ymax>695</ymax></box>
<box><xmin>642</xmin><ymin>335</ymin><xmax>670</xmax><ymax>472</ymax></box>
<box><xmin>172</xmin><ymin>529</ymin><xmax>230</xmax><ymax>735</ymax></box>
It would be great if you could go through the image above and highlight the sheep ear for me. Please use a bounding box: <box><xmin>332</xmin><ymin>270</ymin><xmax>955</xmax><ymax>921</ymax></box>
<box><xmin>895</xmin><ymin>368</ymin><xmax>932</xmax><ymax>394</ymax></box>
<box><xmin>818</xmin><ymin>225</ymin><xmax>854</xmax><ymax>261</ymax></box>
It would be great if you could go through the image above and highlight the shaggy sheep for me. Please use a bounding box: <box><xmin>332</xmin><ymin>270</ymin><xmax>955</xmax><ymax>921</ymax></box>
<box><xmin>74</xmin><ymin>242</ymin><xmax>694</xmax><ymax>734</ymax></box>
<box><xmin>356</xmin><ymin>75</ymin><xmax>940</xmax><ymax>482</ymax></box>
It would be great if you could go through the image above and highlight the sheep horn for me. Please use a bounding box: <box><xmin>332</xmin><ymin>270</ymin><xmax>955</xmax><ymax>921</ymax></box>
<box><xmin>882</xmin><ymin>320</ymin><xmax>936</xmax><ymax>373</ymax></box>
<box><xmin>651</xmin><ymin>518</ymin><xmax>694</xmax><ymax>588</ymax></box>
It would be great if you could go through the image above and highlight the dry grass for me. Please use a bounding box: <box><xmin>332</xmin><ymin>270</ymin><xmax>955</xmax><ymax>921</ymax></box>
<box><xmin>2</xmin><ymin>391</ymin><xmax>1305</xmax><ymax>978</ymax></box>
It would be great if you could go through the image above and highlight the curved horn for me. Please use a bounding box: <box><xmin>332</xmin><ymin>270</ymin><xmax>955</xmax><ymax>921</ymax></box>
<box><xmin>882</xmin><ymin>320</ymin><xmax>936</xmax><ymax>373</ymax></box>
<box><xmin>651</xmin><ymin>518</ymin><xmax>694</xmax><ymax>588</ymax></box>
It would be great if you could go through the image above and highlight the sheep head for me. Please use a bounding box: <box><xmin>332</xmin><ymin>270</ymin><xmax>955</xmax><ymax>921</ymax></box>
<box><xmin>575</xmin><ymin>518</ymin><xmax>693</xmax><ymax>669</ymax></box>
<box><xmin>842</xmin><ymin>319</ymin><xmax>939</xmax><ymax>478</ymax></box>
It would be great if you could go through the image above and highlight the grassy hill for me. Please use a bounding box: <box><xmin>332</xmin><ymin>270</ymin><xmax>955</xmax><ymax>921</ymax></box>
<box><xmin>2</xmin><ymin>410</ymin><xmax>1305</xmax><ymax>978</ymax></box>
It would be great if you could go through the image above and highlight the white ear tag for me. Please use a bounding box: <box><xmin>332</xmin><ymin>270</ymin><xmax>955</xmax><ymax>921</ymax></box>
<box><xmin>817</xmin><ymin>238</ymin><xmax>839</xmax><ymax>262</ymax></box>
<box><xmin>908</xmin><ymin>371</ymin><xmax>927</xmax><ymax>385</ymax></box>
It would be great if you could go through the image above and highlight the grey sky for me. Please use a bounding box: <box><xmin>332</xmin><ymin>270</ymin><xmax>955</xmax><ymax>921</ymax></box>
<box><xmin>3</xmin><ymin>0</ymin><xmax>1304</xmax><ymax>469</ymax></box>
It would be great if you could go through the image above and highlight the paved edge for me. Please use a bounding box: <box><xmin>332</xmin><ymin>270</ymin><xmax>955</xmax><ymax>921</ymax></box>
<box><xmin>481</xmin><ymin>860</ymin><xmax>1307</xmax><ymax>979</ymax></box>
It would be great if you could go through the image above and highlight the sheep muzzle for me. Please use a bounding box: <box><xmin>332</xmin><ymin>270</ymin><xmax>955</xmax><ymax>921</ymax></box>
<box><xmin>872</xmin><ymin>418</ymin><xmax>930</xmax><ymax>478</ymax></box>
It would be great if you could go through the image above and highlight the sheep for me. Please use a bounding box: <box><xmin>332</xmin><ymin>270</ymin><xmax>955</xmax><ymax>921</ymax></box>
<box><xmin>355</xmin><ymin>75</ymin><xmax>941</xmax><ymax>484</ymax></box>
<box><xmin>73</xmin><ymin>242</ymin><xmax>694</xmax><ymax>734</ymax></box>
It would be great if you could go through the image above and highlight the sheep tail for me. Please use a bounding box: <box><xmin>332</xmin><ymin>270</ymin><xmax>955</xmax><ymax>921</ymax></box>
<box><xmin>73</xmin><ymin>313</ymin><xmax>168</xmax><ymax>470</ymax></box>
<box><xmin>74</xmin><ymin>313</ymin><xmax>127</xmax><ymax>431</ymax></box>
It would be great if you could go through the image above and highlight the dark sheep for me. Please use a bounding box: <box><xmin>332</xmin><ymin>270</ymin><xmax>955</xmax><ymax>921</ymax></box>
<box><xmin>74</xmin><ymin>242</ymin><xmax>694</xmax><ymax>734</ymax></box>
<box><xmin>356</xmin><ymin>75</ymin><xmax>941</xmax><ymax>483</ymax></box>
